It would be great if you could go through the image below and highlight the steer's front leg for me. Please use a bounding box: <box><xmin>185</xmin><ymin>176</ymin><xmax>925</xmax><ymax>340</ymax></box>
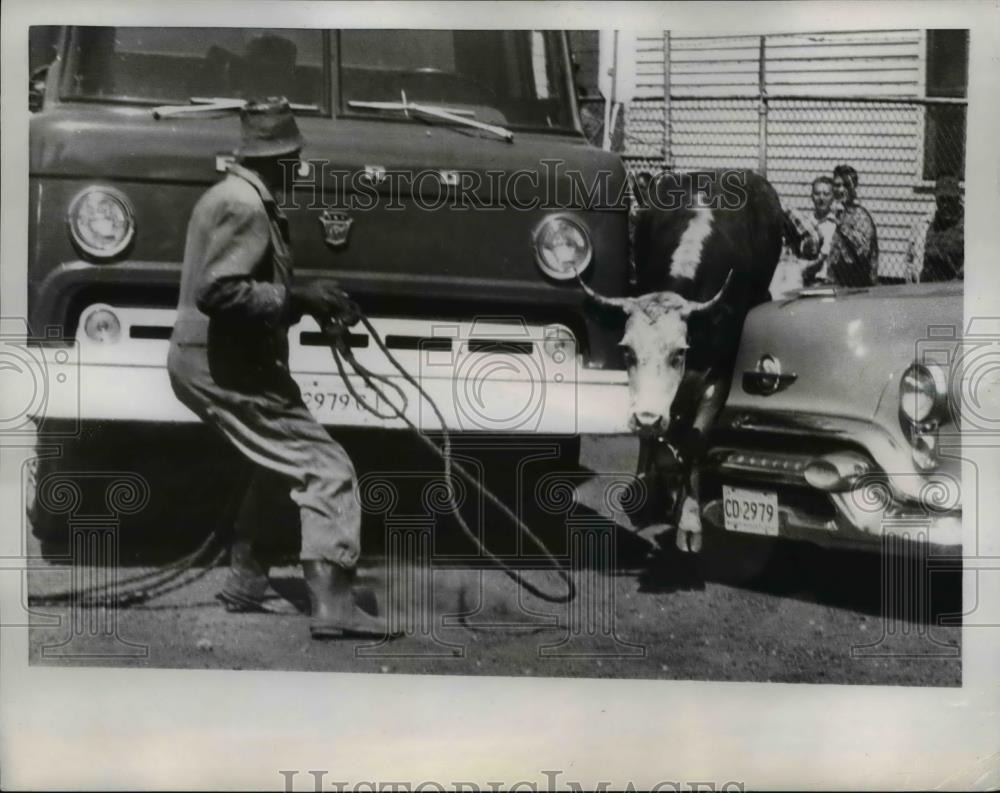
<box><xmin>625</xmin><ymin>435</ymin><xmax>677</xmax><ymax>528</ymax></box>
<box><xmin>673</xmin><ymin>369</ymin><xmax>731</xmax><ymax>553</ymax></box>
<box><xmin>675</xmin><ymin>471</ymin><xmax>703</xmax><ymax>553</ymax></box>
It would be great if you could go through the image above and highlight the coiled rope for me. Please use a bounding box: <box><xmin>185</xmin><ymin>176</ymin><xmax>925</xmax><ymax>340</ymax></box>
<box><xmin>30</xmin><ymin>315</ymin><xmax>576</xmax><ymax>608</ymax></box>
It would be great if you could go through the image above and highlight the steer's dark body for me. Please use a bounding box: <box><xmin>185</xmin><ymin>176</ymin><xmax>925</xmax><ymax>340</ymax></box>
<box><xmin>627</xmin><ymin>170</ymin><xmax>784</xmax><ymax>545</ymax></box>
<box><xmin>633</xmin><ymin>169</ymin><xmax>783</xmax><ymax>371</ymax></box>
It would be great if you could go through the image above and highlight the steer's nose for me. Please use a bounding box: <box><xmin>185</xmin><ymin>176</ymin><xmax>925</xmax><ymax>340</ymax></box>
<box><xmin>630</xmin><ymin>411</ymin><xmax>667</xmax><ymax>435</ymax></box>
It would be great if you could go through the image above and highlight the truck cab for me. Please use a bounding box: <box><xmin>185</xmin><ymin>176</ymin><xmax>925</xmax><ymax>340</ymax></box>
<box><xmin>26</xmin><ymin>27</ymin><xmax>632</xmax><ymax>541</ymax></box>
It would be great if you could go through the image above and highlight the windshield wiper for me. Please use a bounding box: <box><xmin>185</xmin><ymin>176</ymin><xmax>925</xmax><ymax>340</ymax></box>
<box><xmin>348</xmin><ymin>93</ymin><xmax>513</xmax><ymax>143</ymax></box>
<box><xmin>152</xmin><ymin>96</ymin><xmax>319</xmax><ymax>120</ymax></box>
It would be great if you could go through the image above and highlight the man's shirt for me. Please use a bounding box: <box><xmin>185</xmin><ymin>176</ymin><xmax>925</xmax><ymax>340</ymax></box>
<box><xmin>170</xmin><ymin>164</ymin><xmax>297</xmax><ymax>396</ymax></box>
<box><xmin>785</xmin><ymin>206</ymin><xmax>839</xmax><ymax>282</ymax></box>
<box><xmin>172</xmin><ymin>164</ymin><xmax>293</xmax><ymax>347</ymax></box>
<box><xmin>828</xmin><ymin>202</ymin><xmax>879</xmax><ymax>287</ymax></box>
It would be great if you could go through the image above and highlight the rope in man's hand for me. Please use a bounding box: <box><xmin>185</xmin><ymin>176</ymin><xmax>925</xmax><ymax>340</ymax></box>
<box><xmin>323</xmin><ymin>315</ymin><xmax>577</xmax><ymax>604</ymax></box>
<box><xmin>31</xmin><ymin>309</ymin><xmax>577</xmax><ymax>609</ymax></box>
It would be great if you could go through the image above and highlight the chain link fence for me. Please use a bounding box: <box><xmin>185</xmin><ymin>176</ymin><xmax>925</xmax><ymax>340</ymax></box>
<box><xmin>620</xmin><ymin>93</ymin><xmax>966</xmax><ymax>283</ymax></box>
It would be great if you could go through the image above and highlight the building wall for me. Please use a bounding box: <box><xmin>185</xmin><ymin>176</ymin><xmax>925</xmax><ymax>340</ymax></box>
<box><xmin>622</xmin><ymin>30</ymin><xmax>949</xmax><ymax>278</ymax></box>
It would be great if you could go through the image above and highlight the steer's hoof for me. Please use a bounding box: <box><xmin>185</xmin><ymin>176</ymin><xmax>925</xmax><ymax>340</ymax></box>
<box><xmin>676</xmin><ymin>497</ymin><xmax>703</xmax><ymax>553</ymax></box>
<box><xmin>675</xmin><ymin>528</ymin><xmax>703</xmax><ymax>553</ymax></box>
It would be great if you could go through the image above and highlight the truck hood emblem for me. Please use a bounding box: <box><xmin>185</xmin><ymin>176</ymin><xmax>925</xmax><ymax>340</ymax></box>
<box><xmin>319</xmin><ymin>210</ymin><xmax>353</xmax><ymax>249</ymax></box>
<box><xmin>363</xmin><ymin>165</ymin><xmax>387</xmax><ymax>184</ymax></box>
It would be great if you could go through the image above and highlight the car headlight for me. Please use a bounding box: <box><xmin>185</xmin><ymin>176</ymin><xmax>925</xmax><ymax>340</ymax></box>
<box><xmin>531</xmin><ymin>214</ymin><xmax>592</xmax><ymax>280</ymax></box>
<box><xmin>899</xmin><ymin>363</ymin><xmax>947</xmax><ymax>426</ymax></box>
<box><xmin>67</xmin><ymin>187</ymin><xmax>135</xmax><ymax>260</ymax></box>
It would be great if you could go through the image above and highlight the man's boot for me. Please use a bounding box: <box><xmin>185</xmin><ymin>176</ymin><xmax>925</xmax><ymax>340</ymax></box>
<box><xmin>217</xmin><ymin>539</ymin><xmax>300</xmax><ymax>615</ymax></box>
<box><xmin>302</xmin><ymin>560</ymin><xmax>394</xmax><ymax>639</ymax></box>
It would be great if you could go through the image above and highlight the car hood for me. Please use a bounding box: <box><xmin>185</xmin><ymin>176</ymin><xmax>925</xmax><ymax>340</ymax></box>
<box><xmin>726</xmin><ymin>282</ymin><xmax>963</xmax><ymax>423</ymax></box>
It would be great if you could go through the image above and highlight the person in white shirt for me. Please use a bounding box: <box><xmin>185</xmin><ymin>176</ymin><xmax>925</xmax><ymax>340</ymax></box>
<box><xmin>785</xmin><ymin>175</ymin><xmax>839</xmax><ymax>285</ymax></box>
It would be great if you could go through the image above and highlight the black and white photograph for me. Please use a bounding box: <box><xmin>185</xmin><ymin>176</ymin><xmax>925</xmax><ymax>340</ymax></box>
<box><xmin>2</xmin><ymin>2</ymin><xmax>999</xmax><ymax>790</ymax></box>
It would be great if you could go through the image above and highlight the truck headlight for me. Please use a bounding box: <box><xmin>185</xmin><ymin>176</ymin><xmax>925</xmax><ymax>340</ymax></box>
<box><xmin>543</xmin><ymin>324</ymin><xmax>575</xmax><ymax>364</ymax></box>
<box><xmin>67</xmin><ymin>187</ymin><xmax>135</xmax><ymax>260</ymax></box>
<box><xmin>899</xmin><ymin>363</ymin><xmax>947</xmax><ymax>426</ymax></box>
<box><xmin>532</xmin><ymin>215</ymin><xmax>592</xmax><ymax>280</ymax></box>
<box><xmin>81</xmin><ymin>305</ymin><xmax>122</xmax><ymax>344</ymax></box>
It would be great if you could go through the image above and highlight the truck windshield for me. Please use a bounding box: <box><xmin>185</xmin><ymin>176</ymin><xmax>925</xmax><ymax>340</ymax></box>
<box><xmin>338</xmin><ymin>30</ymin><xmax>575</xmax><ymax>132</ymax></box>
<box><xmin>59</xmin><ymin>27</ymin><xmax>576</xmax><ymax>133</ymax></box>
<box><xmin>61</xmin><ymin>27</ymin><xmax>328</xmax><ymax>110</ymax></box>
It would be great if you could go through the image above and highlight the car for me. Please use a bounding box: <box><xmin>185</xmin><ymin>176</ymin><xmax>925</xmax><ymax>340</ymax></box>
<box><xmin>699</xmin><ymin>281</ymin><xmax>963</xmax><ymax>564</ymax></box>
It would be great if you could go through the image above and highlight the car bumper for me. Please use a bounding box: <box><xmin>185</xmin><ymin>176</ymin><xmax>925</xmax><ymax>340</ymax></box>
<box><xmin>700</xmin><ymin>411</ymin><xmax>962</xmax><ymax>553</ymax></box>
<box><xmin>701</xmin><ymin>495</ymin><xmax>962</xmax><ymax>554</ymax></box>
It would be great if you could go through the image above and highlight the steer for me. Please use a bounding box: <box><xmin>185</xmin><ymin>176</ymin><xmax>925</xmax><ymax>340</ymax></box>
<box><xmin>585</xmin><ymin>169</ymin><xmax>784</xmax><ymax>552</ymax></box>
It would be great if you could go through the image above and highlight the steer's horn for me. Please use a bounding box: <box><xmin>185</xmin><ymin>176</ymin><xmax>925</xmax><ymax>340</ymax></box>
<box><xmin>683</xmin><ymin>270</ymin><xmax>733</xmax><ymax>316</ymax></box>
<box><xmin>576</xmin><ymin>273</ymin><xmax>635</xmax><ymax>312</ymax></box>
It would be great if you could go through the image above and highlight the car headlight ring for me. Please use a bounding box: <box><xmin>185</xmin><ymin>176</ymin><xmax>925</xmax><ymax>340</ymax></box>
<box><xmin>531</xmin><ymin>214</ymin><xmax>593</xmax><ymax>281</ymax></box>
<box><xmin>67</xmin><ymin>186</ymin><xmax>135</xmax><ymax>260</ymax></box>
<box><xmin>899</xmin><ymin>363</ymin><xmax>947</xmax><ymax>426</ymax></box>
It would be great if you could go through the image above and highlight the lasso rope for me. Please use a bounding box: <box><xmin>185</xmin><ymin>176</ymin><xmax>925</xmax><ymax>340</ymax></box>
<box><xmin>30</xmin><ymin>315</ymin><xmax>576</xmax><ymax>608</ymax></box>
<box><xmin>325</xmin><ymin>316</ymin><xmax>575</xmax><ymax>604</ymax></box>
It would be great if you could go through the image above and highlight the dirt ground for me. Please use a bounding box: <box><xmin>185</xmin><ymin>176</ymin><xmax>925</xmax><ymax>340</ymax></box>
<box><xmin>26</xmin><ymin>435</ymin><xmax>961</xmax><ymax>685</ymax></box>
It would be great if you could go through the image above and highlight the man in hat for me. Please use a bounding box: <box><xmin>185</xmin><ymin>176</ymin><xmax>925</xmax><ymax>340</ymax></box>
<box><xmin>828</xmin><ymin>164</ymin><xmax>879</xmax><ymax>287</ymax></box>
<box><xmin>168</xmin><ymin>97</ymin><xmax>389</xmax><ymax>639</ymax></box>
<box><xmin>906</xmin><ymin>175</ymin><xmax>964</xmax><ymax>283</ymax></box>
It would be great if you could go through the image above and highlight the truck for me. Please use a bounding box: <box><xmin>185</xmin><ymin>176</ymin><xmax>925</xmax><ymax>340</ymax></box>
<box><xmin>25</xmin><ymin>26</ymin><xmax>632</xmax><ymax>545</ymax></box>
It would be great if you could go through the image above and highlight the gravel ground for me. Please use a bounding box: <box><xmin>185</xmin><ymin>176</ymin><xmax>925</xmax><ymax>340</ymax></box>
<box><xmin>27</xmin><ymin>435</ymin><xmax>961</xmax><ymax>685</ymax></box>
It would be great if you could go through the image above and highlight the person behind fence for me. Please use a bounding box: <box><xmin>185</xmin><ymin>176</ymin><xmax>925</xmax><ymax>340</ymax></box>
<box><xmin>827</xmin><ymin>164</ymin><xmax>878</xmax><ymax>287</ymax></box>
<box><xmin>905</xmin><ymin>175</ymin><xmax>964</xmax><ymax>283</ymax></box>
<box><xmin>167</xmin><ymin>97</ymin><xmax>392</xmax><ymax>640</ymax></box>
<box><xmin>784</xmin><ymin>175</ymin><xmax>839</xmax><ymax>285</ymax></box>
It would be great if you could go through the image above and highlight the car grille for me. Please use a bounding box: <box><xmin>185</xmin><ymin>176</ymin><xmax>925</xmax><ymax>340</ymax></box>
<box><xmin>701</xmin><ymin>446</ymin><xmax>844</xmax><ymax>527</ymax></box>
<box><xmin>705</xmin><ymin>447</ymin><xmax>813</xmax><ymax>485</ymax></box>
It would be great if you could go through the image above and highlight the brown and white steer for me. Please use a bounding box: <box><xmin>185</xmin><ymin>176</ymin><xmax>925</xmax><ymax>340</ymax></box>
<box><xmin>585</xmin><ymin>170</ymin><xmax>784</xmax><ymax>551</ymax></box>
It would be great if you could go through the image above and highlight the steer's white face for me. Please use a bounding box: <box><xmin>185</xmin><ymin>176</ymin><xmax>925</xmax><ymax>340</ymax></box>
<box><xmin>618</xmin><ymin>293</ymin><xmax>691</xmax><ymax>436</ymax></box>
<box><xmin>579</xmin><ymin>272</ymin><xmax>731</xmax><ymax>438</ymax></box>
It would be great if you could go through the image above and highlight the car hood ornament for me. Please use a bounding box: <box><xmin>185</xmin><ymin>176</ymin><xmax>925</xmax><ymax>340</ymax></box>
<box><xmin>319</xmin><ymin>209</ymin><xmax>353</xmax><ymax>249</ymax></box>
<box><xmin>742</xmin><ymin>353</ymin><xmax>797</xmax><ymax>396</ymax></box>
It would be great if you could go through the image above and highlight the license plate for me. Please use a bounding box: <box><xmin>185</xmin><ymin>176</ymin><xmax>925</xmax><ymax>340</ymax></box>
<box><xmin>298</xmin><ymin>381</ymin><xmax>385</xmax><ymax>417</ymax></box>
<box><xmin>722</xmin><ymin>485</ymin><xmax>779</xmax><ymax>536</ymax></box>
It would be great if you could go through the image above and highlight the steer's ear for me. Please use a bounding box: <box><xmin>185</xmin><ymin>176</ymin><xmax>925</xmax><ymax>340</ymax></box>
<box><xmin>682</xmin><ymin>270</ymin><xmax>733</xmax><ymax>317</ymax></box>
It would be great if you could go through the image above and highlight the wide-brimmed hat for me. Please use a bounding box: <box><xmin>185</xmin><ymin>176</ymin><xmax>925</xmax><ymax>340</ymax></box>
<box><xmin>934</xmin><ymin>175</ymin><xmax>961</xmax><ymax>199</ymax></box>
<box><xmin>235</xmin><ymin>97</ymin><xmax>304</xmax><ymax>158</ymax></box>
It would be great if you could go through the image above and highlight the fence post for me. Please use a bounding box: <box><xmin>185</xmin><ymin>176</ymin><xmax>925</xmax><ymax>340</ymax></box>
<box><xmin>602</xmin><ymin>30</ymin><xmax>619</xmax><ymax>151</ymax></box>
<box><xmin>662</xmin><ymin>30</ymin><xmax>672</xmax><ymax>170</ymax></box>
<box><xmin>757</xmin><ymin>35</ymin><xmax>768</xmax><ymax>177</ymax></box>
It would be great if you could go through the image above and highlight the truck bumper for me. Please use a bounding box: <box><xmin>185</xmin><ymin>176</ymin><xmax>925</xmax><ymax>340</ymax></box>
<box><xmin>27</xmin><ymin>307</ymin><xmax>631</xmax><ymax>434</ymax></box>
